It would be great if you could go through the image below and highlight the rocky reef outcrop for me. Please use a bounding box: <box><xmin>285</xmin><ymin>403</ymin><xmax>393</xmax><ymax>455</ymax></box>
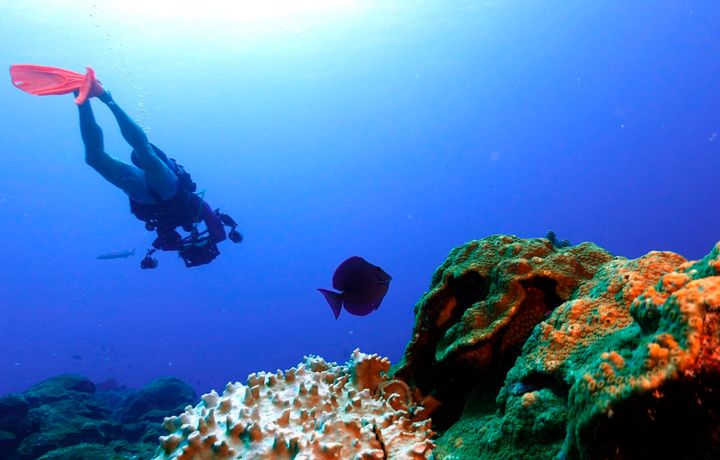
<box><xmin>393</xmin><ymin>234</ymin><xmax>720</xmax><ymax>459</ymax></box>
<box><xmin>0</xmin><ymin>375</ymin><xmax>196</xmax><ymax>460</ymax></box>
<box><xmin>393</xmin><ymin>234</ymin><xmax>614</xmax><ymax>429</ymax></box>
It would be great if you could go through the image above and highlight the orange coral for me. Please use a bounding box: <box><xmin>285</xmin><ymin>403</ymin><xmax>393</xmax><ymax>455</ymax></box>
<box><xmin>393</xmin><ymin>233</ymin><xmax>720</xmax><ymax>460</ymax></box>
<box><xmin>394</xmin><ymin>234</ymin><xmax>612</xmax><ymax>403</ymax></box>
<box><xmin>515</xmin><ymin>252</ymin><xmax>686</xmax><ymax>379</ymax></box>
<box><xmin>498</xmin><ymin>242</ymin><xmax>720</xmax><ymax>459</ymax></box>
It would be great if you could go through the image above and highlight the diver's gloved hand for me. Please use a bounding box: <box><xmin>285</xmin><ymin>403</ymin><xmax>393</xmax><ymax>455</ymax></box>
<box><xmin>216</xmin><ymin>209</ymin><xmax>238</xmax><ymax>228</ymax></box>
<box><xmin>152</xmin><ymin>228</ymin><xmax>182</xmax><ymax>251</ymax></box>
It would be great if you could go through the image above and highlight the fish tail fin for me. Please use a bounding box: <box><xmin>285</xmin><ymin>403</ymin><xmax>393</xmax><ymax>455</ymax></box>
<box><xmin>318</xmin><ymin>289</ymin><xmax>343</xmax><ymax>319</ymax></box>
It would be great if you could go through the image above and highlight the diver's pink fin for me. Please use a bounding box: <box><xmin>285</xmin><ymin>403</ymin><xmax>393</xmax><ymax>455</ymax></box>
<box><xmin>9</xmin><ymin>64</ymin><xmax>104</xmax><ymax>105</ymax></box>
<box><xmin>75</xmin><ymin>67</ymin><xmax>105</xmax><ymax>105</ymax></box>
<box><xmin>10</xmin><ymin>64</ymin><xmax>85</xmax><ymax>96</ymax></box>
<box><xmin>318</xmin><ymin>288</ymin><xmax>343</xmax><ymax>319</ymax></box>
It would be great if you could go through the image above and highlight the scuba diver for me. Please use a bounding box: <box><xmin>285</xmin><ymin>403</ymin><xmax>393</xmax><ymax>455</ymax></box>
<box><xmin>9</xmin><ymin>64</ymin><xmax>242</xmax><ymax>268</ymax></box>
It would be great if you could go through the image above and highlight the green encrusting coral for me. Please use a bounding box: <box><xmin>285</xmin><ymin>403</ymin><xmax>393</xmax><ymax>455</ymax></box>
<box><xmin>393</xmin><ymin>234</ymin><xmax>612</xmax><ymax>431</ymax></box>
<box><xmin>394</xmin><ymin>235</ymin><xmax>720</xmax><ymax>460</ymax></box>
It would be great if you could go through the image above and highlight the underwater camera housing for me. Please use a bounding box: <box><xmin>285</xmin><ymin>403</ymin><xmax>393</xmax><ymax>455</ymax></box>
<box><xmin>179</xmin><ymin>241</ymin><xmax>220</xmax><ymax>267</ymax></box>
<box><xmin>141</xmin><ymin>249</ymin><xmax>158</xmax><ymax>269</ymax></box>
<box><xmin>229</xmin><ymin>228</ymin><xmax>243</xmax><ymax>243</ymax></box>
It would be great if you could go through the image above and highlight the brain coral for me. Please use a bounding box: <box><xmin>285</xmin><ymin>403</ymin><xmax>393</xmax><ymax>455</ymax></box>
<box><xmin>393</xmin><ymin>234</ymin><xmax>612</xmax><ymax>426</ymax></box>
<box><xmin>154</xmin><ymin>350</ymin><xmax>434</xmax><ymax>460</ymax></box>
<box><xmin>433</xmin><ymin>241</ymin><xmax>720</xmax><ymax>459</ymax></box>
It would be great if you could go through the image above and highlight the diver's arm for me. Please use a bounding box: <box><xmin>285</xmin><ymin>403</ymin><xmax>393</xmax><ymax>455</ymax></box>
<box><xmin>152</xmin><ymin>228</ymin><xmax>183</xmax><ymax>251</ymax></box>
<box><xmin>201</xmin><ymin>202</ymin><xmax>227</xmax><ymax>243</ymax></box>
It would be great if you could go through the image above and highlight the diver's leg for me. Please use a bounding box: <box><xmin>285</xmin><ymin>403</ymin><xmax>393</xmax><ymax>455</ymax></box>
<box><xmin>77</xmin><ymin>100</ymin><xmax>155</xmax><ymax>204</ymax></box>
<box><xmin>99</xmin><ymin>93</ymin><xmax>178</xmax><ymax>199</ymax></box>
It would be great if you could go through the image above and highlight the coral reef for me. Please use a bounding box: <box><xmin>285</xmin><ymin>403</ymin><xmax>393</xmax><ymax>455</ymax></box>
<box><xmin>397</xmin><ymin>235</ymin><xmax>720</xmax><ymax>459</ymax></box>
<box><xmin>3</xmin><ymin>234</ymin><xmax>717</xmax><ymax>460</ymax></box>
<box><xmin>155</xmin><ymin>350</ymin><xmax>435</xmax><ymax>460</ymax></box>
<box><xmin>0</xmin><ymin>375</ymin><xmax>196</xmax><ymax>460</ymax></box>
<box><xmin>393</xmin><ymin>234</ymin><xmax>613</xmax><ymax>426</ymax></box>
<box><xmin>558</xmin><ymin>245</ymin><xmax>720</xmax><ymax>459</ymax></box>
<box><xmin>122</xmin><ymin>378</ymin><xmax>198</xmax><ymax>425</ymax></box>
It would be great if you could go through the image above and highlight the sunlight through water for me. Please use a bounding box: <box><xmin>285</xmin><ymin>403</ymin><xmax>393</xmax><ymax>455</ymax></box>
<box><xmin>97</xmin><ymin>0</ymin><xmax>360</xmax><ymax>22</ymax></box>
<box><xmin>88</xmin><ymin>0</ymin><xmax>363</xmax><ymax>35</ymax></box>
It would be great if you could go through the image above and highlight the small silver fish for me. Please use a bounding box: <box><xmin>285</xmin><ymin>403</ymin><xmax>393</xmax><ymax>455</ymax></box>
<box><xmin>97</xmin><ymin>248</ymin><xmax>136</xmax><ymax>260</ymax></box>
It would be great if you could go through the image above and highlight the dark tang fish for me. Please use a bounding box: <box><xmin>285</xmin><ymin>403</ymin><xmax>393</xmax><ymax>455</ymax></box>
<box><xmin>318</xmin><ymin>256</ymin><xmax>392</xmax><ymax>319</ymax></box>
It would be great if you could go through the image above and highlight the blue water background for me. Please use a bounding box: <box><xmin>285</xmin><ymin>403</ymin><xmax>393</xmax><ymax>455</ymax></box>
<box><xmin>1</xmin><ymin>1</ymin><xmax>718</xmax><ymax>395</ymax></box>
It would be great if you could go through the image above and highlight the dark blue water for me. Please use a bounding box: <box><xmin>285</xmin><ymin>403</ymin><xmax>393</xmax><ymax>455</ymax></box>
<box><xmin>1</xmin><ymin>0</ymin><xmax>718</xmax><ymax>396</ymax></box>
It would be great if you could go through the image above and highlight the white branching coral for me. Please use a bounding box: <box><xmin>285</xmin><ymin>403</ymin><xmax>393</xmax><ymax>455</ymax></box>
<box><xmin>154</xmin><ymin>349</ymin><xmax>435</xmax><ymax>459</ymax></box>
